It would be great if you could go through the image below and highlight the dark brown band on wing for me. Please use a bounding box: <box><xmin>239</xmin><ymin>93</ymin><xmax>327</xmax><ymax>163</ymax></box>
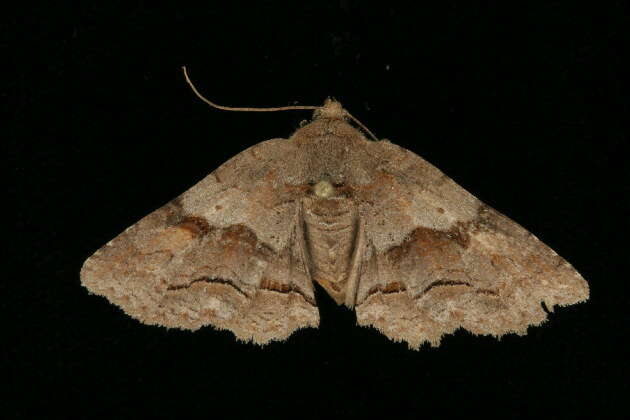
<box><xmin>259</xmin><ymin>278</ymin><xmax>316</xmax><ymax>306</ymax></box>
<box><xmin>167</xmin><ymin>276</ymin><xmax>248</xmax><ymax>297</ymax></box>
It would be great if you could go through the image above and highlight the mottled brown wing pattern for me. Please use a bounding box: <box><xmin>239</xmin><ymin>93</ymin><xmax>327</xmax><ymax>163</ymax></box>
<box><xmin>354</xmin><ymin>142</ymin><xmax>588</xmax><ymax>348</ymax></box>
<box><xmin>82</xmin><ymin>99</ymin><xmax>588</xmax><ymax>349</ymax></box>
<box><xmin>81</xmin><ymin>140</ymin><xmax>319</xmax><ymax>345</ymax></box>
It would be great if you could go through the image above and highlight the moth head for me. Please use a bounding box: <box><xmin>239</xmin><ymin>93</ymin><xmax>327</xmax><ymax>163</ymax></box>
<box><xmin>314</xmin><ymin>98</ymin><xmax>347</xmax><ymax>120</ymax></box>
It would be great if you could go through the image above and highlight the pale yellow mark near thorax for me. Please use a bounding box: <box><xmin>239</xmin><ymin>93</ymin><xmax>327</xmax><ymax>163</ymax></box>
<box><xmin>313</xmin><ymin>180</ymin><xmax>335</xmax><ymax>198</ymax></box>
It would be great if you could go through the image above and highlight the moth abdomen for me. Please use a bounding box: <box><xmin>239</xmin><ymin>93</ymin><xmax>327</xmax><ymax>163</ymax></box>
<box><xmin>301</xmin><ymin>196</ymin><xmax>360</xmax><ymax>305</ymax></box>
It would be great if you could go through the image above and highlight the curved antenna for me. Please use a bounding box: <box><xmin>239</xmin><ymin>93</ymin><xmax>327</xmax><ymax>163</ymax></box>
<box><xmin>344</xmin><ymin>112</ymin><xmax>378</xmax><ymax>141</ymax></box>
<box><xmin>181</xmin><ymin>66</ymin><xmax>379</xmax><ymax>140</ymax></box>
<box><xmin>182</xmin><ymin>66</ymin><xmax>320</xmax><ymax>112</ymax></box>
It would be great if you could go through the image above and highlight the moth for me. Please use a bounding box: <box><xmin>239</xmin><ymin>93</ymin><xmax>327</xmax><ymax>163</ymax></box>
<box><xmin>80</xmin><ymin>68</ymin><xmax>589</xmax><ymax>349</ymax></box>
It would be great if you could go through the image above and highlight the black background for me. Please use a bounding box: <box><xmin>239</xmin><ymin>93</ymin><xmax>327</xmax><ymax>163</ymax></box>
<box><xmin>8</xmin><ymin>2</ymin><xmax>628</xmax><ymax>418</ymax></box>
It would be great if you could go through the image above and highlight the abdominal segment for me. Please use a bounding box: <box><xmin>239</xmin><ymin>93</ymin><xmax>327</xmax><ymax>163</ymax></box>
<box><xmin>302</xmin><ymin>197</ymin><xmax>359</xmax><ymax>304</ymax></box>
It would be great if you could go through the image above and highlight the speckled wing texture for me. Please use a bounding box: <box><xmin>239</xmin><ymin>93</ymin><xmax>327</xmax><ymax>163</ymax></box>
<box><xmin>81</xmin><ymin>100</ymin><xmax>588</xmax><ymax>349</ymax></box>
<box><xmin>353</xmin><ymin>140</ymin><xmax>589</xmax><ymax>348</ymax></box>
<box><xmin>81</xmin><ymin>138</ymin><xmax>320</xmax><ymax>345</ymax></box>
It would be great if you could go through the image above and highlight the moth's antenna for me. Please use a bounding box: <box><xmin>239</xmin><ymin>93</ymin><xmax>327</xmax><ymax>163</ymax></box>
<box><xmin>182</xmin><ymin>66</ymin><xmax>319</xmax><ymax>112</ymax></box>
<box><xmin>181</xmin><ymin>66</ymin><xmax>379</xmax><ymax>141</ymax></box>
<box><xmin>344</xmin><ymin>112</ymin><xmax>378</xmax><ymax>142</ymax></box>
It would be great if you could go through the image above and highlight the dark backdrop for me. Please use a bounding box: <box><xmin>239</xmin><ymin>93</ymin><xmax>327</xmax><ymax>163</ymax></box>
<box><xmin>8</xmin><ymin>2</ymin><xmax>628</xmax><ymax>418</ymax></box>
